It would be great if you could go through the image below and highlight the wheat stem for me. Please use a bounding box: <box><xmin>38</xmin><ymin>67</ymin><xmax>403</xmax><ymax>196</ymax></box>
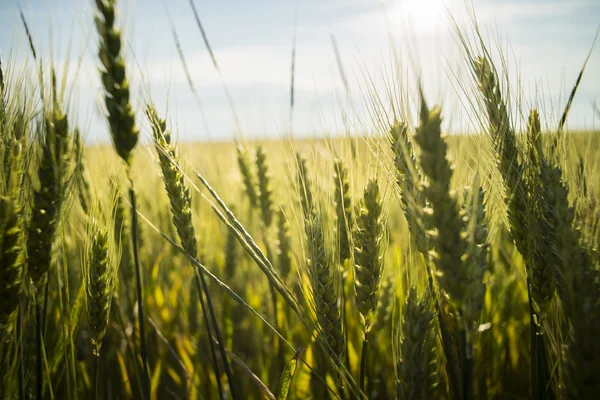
<box><xmin>128</xmin><ymin>184</ymin><xmax>150</xmax><ymax>398</ymax></box>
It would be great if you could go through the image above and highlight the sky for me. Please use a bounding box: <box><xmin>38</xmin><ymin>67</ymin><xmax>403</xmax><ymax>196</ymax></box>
<box><xmin>1</xmin><ymin>0</ymin><xmax>599</xmax><ymax>143</ymax></box>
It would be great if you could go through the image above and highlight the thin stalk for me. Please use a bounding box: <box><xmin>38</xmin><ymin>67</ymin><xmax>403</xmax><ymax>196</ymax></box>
<box><xmin>267</xmin><ymin>241</ymin><xmax>283</xmax><ymax>381</ymax></box>
<box><xmin>527</xmin><ymin>282</ymin><xmax>552</xmax><ymax>400</ymax></box>
<box><xmin>62</xmin><ymin>241</ymin><xmax>78</xmax><ymax>400</ymax></box>
<box><xmin>42</xmin><ymin>278</ymin><xmax>50</xmax><ymax>336</ymax></box>
<box><xmin>128</xmin><ymin>185</ymin><xmax>150</xmax><ymax>398</ymax></box>
<box><xmin>195</xmin><ymin>268</ymin><xmax>238</xmax><ymax>400</ymax></box>
<box><xmin>270</xmin><ymin>282</ymin><xmax>284</xmax><ymax>379</ymax></box>
<box><xmin>359</xmin><ymin>334</ymin><xmax>368</xmax><ymax>395</ymax></box>
<box><xmin>340</xmin><ymin>267</ymin><xmax>350</xmax><ymax>374</ymax></box>
<box><xmin>461</xmin><ymin>329</ymin><xmax>473</xmax><ymax>400</ymax></box>
<box><xmin>0</xmin><ymin>346</ymin><xmax>5</xmax><ymax>399</ymax></box>
<box><xmin>192</xmin><ymin>272</ymin><xmax>224</xmax><ymax>400</ymax></box>
<box><xmin>36</xmin><ymin>302</ymin><xmax>43</xmax><ymax>400</ymax></box>
<box><xmin>18</xmin><ymin>305</ymin><xmax>24</xmax><ymax>400</ymax></box>
<box><xmin>93</xmin><ymin>355</ymin><xmax>100</xmax><ymax>400</ymax></box>
<box><xmin>112</xmin><ymin>297</ymin><xmax>144</xmax><ymax>398</ymax></box>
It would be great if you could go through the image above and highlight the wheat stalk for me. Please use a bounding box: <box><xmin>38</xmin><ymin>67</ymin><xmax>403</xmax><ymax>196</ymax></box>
<box><xmin>147</xmin><ymin>105</ymin><xmax>236</xmax><ymax>399</ymax></box>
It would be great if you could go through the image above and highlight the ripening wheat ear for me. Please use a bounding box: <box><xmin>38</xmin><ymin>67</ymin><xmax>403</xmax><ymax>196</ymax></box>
<box><xmin>84</xmin><ymin>217</ymin><xmax>116</xmax><ymax>400</ymax></box>
<box><xmin>27</xmin><ymin>104</ymin><xmax>72</xmax><ymax>289</ymax></box>
<box><xmin>461</xmin><ymin>175</ymin><xmax>489</xmax><ymax>329</ymax></box>
<box><xmin>73</xmin><ymin>128</ymin><xmax>91</xmax><ymax>214</ymax></box>
<box><xmin>523</xmin><ymin>109</ymin><xmax>556</xmax><ymax>317</ymax></box>
<box><xmin>413</xmin><ymin>99</ymin><xmax>470</xmax><ymax>316</ymax></box>
<box><xmin>237</xmin><ymin>144</ymin><xmax>258</xmax><ymax>208</ymax></box>
<box><xmin>472</xmin><ymin>56</ymin><xmax>530</xmax><ymax>257</ymax></box>
<box><xmin>473</xmin><ymin>59</ymin><xmax>557</xmax><ymax>321</ymax></box>
<box><xmin>0</xmin><ymin>195</ymin><xmax>24</xmax><ymax>340</ymax></box>
<box><xmin>296</xmin><ymin>152</ymin><xmax>313</xmax><ymax>216</ymax></box>
<box><xmin>388</xmin><ymin>120</ymin><xmax>429</xmax><ymax>254</ymax></box>
<box><xmin>354</xmin><ymin>178</ymin><xmax>385</xmax><ymax>333</ymax></box>
<box><xmin>276</xmin><ymin>208</ymin><xmax>292</xmax><ymax>280</ymax></box>
<box><xmin>94</xmin><ymin>0</ymin><xmax>139</xmax><ymax>165</ymax></box>
<box><xmin>85</xmin><ymin>221</ymin><xmax>114</xmax><ymax>356</ymax></box>
<box><xmin>354</xmin><ymin>177</ymin><xmax>386</xmax><ymax>393</ymax></box>
<box><xmin>473</xmin><ymin>55</ymin><xmax>557</xmax><ymax>397</ymax></box>
<box><xmin>333</xmin><ymin>158</ymin><xmax>353</xmax><ymax>265</ymax></box>
<box><xmin>304</xmin><ymin>210</ymin><xmax>346</xmax><ymax>393</ymax></box>
<box><xmin>147</xmin><ymin>105</ymin><xmax>197</xmax><ymax>257</ymax></box>
<box><xmin>256</xmin><ymin>146</ymin><xmax>274</xmax><ymax>227</ymax></box>
<box><xmin>395</xmin><ymin>288</ymin><xmax>434</xmax><ymax>400</ymax></box>
<box><xmin>528</xmin><ymin>108</ymin><xmax>600</xmax><ymax>398</ymax></box>
<box><xmin>413</xmin><ymin>97</ymin><xmax>486</xmax><ymax>398</ymax></box>
<box><xmin>305</xmin><ymin>211</ymin><xmax>345</xmax><ymax>359</ymax></box>
<box><xmin>389</xmin><ymin>117</ymin><xmax>461</xmax><ymax>396</ymax></box>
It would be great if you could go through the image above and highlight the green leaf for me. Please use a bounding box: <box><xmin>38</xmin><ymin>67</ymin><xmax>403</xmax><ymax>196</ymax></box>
<box><xmin>275</xmin><ymin>350</ymin><xmax>300</xmax><ymax>400</ymax></box>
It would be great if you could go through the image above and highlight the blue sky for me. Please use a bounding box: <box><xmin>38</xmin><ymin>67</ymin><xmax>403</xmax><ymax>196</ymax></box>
<box><xmin>1</xmin><ymin>0</ymin><xmax>599</xmax><ymax>142</ymax></box>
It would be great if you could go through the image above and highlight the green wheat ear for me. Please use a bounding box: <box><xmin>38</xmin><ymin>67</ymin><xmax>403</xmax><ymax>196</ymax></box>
<box><xmin>296</xmin><ymin>152</ymin><xmax>313</xmax><ymax>216</ymax></box>
<box><xmin>237</xmin><ymin>144</ymin><xmax>258</xmax><ymax>208</ymax></box>
<box><xmin>0</xmin><ymin>195</ymin><xmax>24</xmax><ymax>340</ymax></box>
<box><xmin>414</xmin><ymin>101</ymin><xmax>463</xmax><ymax>284</ymax></box>
<box><xmin>276</xmin><ymin>208</ymin><xmax>292</xmax><ymax>279</ymax></box>
<box><xmin>461</xmin><ymin>176</ymin><xmax>489</xmax><ymax>328</ymax></box>
<box><xmin>146</xmin><ymin>105</ymin><xmax>197</xmax><ymax>258</ymax></box>
<box><xmin>413</xmin><ymin>98</ymin><xmax>487</xmax><ymax>327</ymax></box>
<box><xmin>85</xmin><ymin>221</ymin><xmax>114</xmax><ymax>356</ymax></box>
<box><xmin>304</xmin><ymin>210</ymin><xmax>345</xmax><ymax>364</ymax></box>
<box><xmin>95</xmin><ymin>0</ymin><xmax>139</xmax><ymax>165</ymax></box>
<box><xmin>333</xmin><ymin>157</ymin><xmax>353</xmax><ymax>265</ymax></box>
<box><xmin>74</xmin><ymin>128</ymin><xmax>91</xmax><ymax>214</ymax></box>
<box><xmin>353</xmin><ymin>178</ymin><xmax>385</xmax><ymax>332</ymax></box>
<box><xmin>396</xmin><ymin>288</ymin><xmax>435</xmax><ymax>400</ymax></box>
<box><xmin>389</xmin><ymin>119</ymin><xmax>429</xmax><ymax>254</ymax></box>
<box><xmin>27</xmin><ymin>106</ymin><xmax>72</xmax><ymax>289</ymax></box>
<box><xmin>524</xmin><ymin>109</ymin><xmax>555</xmax><ymax>316</ymax></box>
<box><xmin>256</xmin><ymin>146</ymin><xmax>274</xmax><ymax>227</ymax></box>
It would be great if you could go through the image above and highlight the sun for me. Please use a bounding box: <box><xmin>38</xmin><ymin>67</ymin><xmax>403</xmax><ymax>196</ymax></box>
<box><xmin>391</xmin><ymin>0</ymin><xmax>450</xmax><ymax>34</ymax></box>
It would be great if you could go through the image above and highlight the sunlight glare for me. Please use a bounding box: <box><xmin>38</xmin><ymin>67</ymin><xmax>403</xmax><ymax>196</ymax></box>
<box><xmin>392</xmin><ymin>0</ymin><xmax>453</xmax><ymax>33</ymax></box>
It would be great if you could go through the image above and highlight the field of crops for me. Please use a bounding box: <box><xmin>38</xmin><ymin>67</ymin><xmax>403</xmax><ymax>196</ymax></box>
<box><xmin>1</xmin><ymin>1</ymin><xmax>600</xmax><ymax>400</ymax></box>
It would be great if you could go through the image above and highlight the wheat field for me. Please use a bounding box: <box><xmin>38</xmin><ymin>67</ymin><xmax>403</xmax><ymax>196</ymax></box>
<box><xmin>1</xmin><ymin>1</ymin><xmax>599</xmax><ymax>399</ymax></box>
